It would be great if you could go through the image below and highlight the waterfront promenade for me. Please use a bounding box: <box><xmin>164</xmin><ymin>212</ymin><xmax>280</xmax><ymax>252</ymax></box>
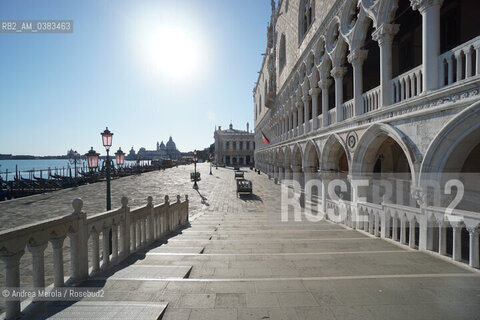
<box><xmin>1</xmin><ymin>163</ymin><xmax>479</xmax><ymax>319</ymax></box>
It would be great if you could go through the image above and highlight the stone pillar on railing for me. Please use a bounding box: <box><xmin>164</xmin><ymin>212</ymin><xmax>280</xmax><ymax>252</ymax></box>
<box><xmin>147</xmin><ymin>196</ymin><xmax>154</xmax><ymax>244</ymax></box>
<box><xmin>451</xmin><ymin>220</ymin><xmax>463</xmax><ymax>262</ymax></box>
<box><xmin>374</xmin><ymin>213</ymin><xmax>380</xmax><ymax>237</ymax></box>
<box><xmin>465</xmin><ymin>220</ymin><xmax>479</xmax><ymax>268</ymax></box>
<box><xmin>50</xmin><ymin>235</ymin><xmax>66</xmax><ymax>287</ymax></box>
<box><xmin>309</xmin><ymin>88</ymin><xmax>321</xmax><ymax>130</ymax></box>
<box><xmin>392</xmin><ymin>214</ymin><xmax>398</xmax><ymax>241</ymax></box>
<box><xmin>70</xmin><ymin>198</ymin><xmax>88</xmax><ymax>283</ymax></box>
<box><xmin>372</xmin><ymin>24</ymin><xmax>399</xmax><ymax>106</ymax></box>
<box><xmin>101</xmin><ymin>224</ymin><xmax>110</xmax><ymax>269</ymax></box>
<box><xmin>380</xmin><ymin>210</ymin><xmax>388</xmax><ymax>238</ymax></box>
<box><xmin>319</xmin><ymin>78</ymin><xmax>331</xmax><ymax>127</ymax></box>
<box><xmin>411</xmin><ymin>0</ymin><xmax>443</xmax><ymax>91</ymax></box>
<box><xmin>121</xmin><ymin>197</ymin><xmax>130</xmax><ymax>257</ymax></box>
<box><xmin>331</xmin><ymin>67</ymin><xmax>347</xmax><ymax>123</ymax></box>
<box><xmin>0</xmin><ymin>249</ymin><xmax>24</xmax><ymax>320</ymax></box>
<box><xmin>455</xmin><ymin>51</ymin><xmax>463</xmax><ymax>82</ymax></box>
<box><xmin>302</xmin><ymin>95</ymin><xmax>310</xmax><ymax>133</ymax></box>
<box><xmin>28</xmin><ymin>241</ymin><xmax>48</xmax><ymax>290</ymax></box>
<box><xmin>164</xmin><ymin>195</ymin><xmax>170</xmax><ymax>233</ymax></box>
<box><xmin>436</xmin><ymin>216</ymin><xmax>447</xmax><ymax>256</ymax></box>
<box><xmin>348</xmin><ymin>49</ymin><xmax>368</xmax><ymax>116</ymax></box>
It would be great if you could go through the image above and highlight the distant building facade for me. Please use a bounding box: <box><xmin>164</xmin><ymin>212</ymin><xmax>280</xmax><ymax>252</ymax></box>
<box><xmin>126</xmin><ymin>136</ymin><xmax>181</xmax><ymax>161</ymax></box>
<box><xmin>214</xmin><ymin>123</ymin><xmax>255</xmax><ymax>166</ymax></box>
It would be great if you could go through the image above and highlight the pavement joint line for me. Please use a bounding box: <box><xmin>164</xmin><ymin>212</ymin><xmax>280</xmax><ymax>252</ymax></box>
<box><xmin>93</xmin><ymin>273</ymin><xmax>479</xmax><ymax>282</ymax></box>
<box><xmin>145</xmin><ymin>250</ymin><xmax>411</xmax><ymax>256</ymax></box>
<box><xmin>167</xmin><ymin>237</ymin><xmax>372</xmax><ymax>242</ymax></box>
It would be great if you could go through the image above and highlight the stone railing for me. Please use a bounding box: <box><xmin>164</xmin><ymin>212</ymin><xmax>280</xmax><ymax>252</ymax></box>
<box><xmin>0</xmin><ymin>194</ymin><xmax>188</xmax><ymax>320</ymax></box>
<box><xmin>391</xmin><ymin>65</ymin><xmax>423</xmax><ymax>104</ymax></box>
<box><xmin>439</xmin><ymin>36</ymin><xmax>480</xmax><ymax>88</ymax></box>
<box><xmin>362</xmin><ymin>86</ymin><xmax>380</xmax><ymax>113</ymax></box>
<box><xmin>328</xmin><ymin>109</ymin><xmax>336</xmax><ymax>125</ymax></box>
<box><xmin>325</xmin><ymin>200</ymin><xmax>480</xmax><ymax>270</ymax></box>
<box><xmin>342</xmin><ymin>99</ymin><xmax>354</xmax><ymax>120</ymax></box>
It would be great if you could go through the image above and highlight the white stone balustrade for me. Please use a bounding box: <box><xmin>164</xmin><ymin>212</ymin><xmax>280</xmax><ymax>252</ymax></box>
<box><xmin>391</xmin><ymin>65</ymin><xmax>423</xmax><ymax>104</ymax></box>
<box><xmin>324</xmin><ymin>200</ymin><xmax>480</xmax><ymax>271</ymax></box>
<box><xmin>362</xmin><ymin>86</ymin><xmax>380</xmax><ymax>113</ymax></box>
<box><xmin>439</xmin><ymin>36</ymin><xmax>480</xmax><ymax>87</ymax></box>
<box><xmin>0</xmin><ymin>194</ymin><xmax>189</xmax><ymax>320</ymax></box>
<box><xmin>328</xmin><ymin>109</ymin><xmax>336</xmax><ymax>125</ymax></box>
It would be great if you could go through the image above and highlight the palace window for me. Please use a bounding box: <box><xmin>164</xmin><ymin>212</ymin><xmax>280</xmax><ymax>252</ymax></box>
<box><xmin>299</xmin><ymin>0</ymin><xmax>315</xmax><ymax>43</ymax></box>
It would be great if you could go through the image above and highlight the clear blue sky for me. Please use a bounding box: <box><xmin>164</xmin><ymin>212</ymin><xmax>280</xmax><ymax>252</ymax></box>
<box><xmin>0</xmin><ymin>0</ymin><xmax>270</xmax><ymax>156</ymax></box>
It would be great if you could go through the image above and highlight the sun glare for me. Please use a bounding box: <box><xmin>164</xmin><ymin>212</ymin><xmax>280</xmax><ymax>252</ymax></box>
<box><xmin>144</xmin><ymin>27</ymin><xmax>199</xmax><ymax>79</ymax></box>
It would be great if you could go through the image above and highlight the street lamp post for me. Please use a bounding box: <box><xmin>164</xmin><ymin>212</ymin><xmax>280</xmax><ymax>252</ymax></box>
<box><xmin>115</xmin><ymin>147</ymin><xmax>125</xmax><ymax>170</ymax></box>
<box><xmin>86</xmin><ymin>147</ymin><xmax>100</xmax><ymax>180</ymax></box>
<box><xmin>101</xmin><ymin>127</ymin><xmax>113</xmax><ymax>211</ymax></box>
<box><xmin>69</xmin><ymin>150</ymin><xmax>81</xmax><ymax>187</ymax></box>
<box><xmin>193</xmin><ymin>150</ymin><xmax>198</xmax><ymax>189</ymax></box>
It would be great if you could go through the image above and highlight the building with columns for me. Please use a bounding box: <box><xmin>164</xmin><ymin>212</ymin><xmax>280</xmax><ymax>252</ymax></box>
<box><xmin>254</xmin><ymin>0</ymin><xmax>480</xmax><ymax>269</ymax></box>
<box><xmin>214</xmin><ymin>123</ymin><xmax>255</xmax><ymax>166</ymax></box>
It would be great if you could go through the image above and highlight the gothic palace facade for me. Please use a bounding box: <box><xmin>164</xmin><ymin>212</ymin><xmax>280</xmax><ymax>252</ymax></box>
<box><xmin>254</xmin><ymin>0</ymin><xmax>480</xmax><ymax>269</ymax></box>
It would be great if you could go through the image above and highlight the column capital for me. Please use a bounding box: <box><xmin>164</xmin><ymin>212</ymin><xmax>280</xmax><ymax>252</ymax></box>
<box><xmin>410</xmin><ymin>0</ymin><xmax>443</xmax><ymax>12</ymax></box>
<box><xmin>372</xmin><ymin>24</ymin><xmax>399</xmax><ymax>45</ymax></box>
<box><xmin>347</xmin><ymin>49</ymin><xmax>368</xmax><ymax>67</ymax></box>
<box><xmin>302</xmin><ymin>95</ymin><xmax>311</xmax><ymax>103</ymax></box>
<box><xmin>330</xmin><ymin>66</ymin><xmax>347</xmax><ymax>80</ymax></box>
<box><xmin>27</xmin><ymin>241</ymin><xmax>48</xmax><ymax>255</ymax></box>
<box><xmin>49</xmin><ymin>235</ymin><xmax>66</xmax><ymax>249</ymax></box>
<box><xmin>0</xmin><ymin>249</ymin><xmax>25</xmax><ymax>266</ymax></box>
<box><xmin>296</xmin><ymin>101</ymin><xmax>303</xmax><ymax>108</ymax></box>
<box><xmin>309</xmin><ymin>87</ymin><xmax>321</xmax><ymax>96</ymax></box>
<box><xmin>318</xmin><ymin>78</ymin><xmax>332</xmax><ymax>90</ymax></box>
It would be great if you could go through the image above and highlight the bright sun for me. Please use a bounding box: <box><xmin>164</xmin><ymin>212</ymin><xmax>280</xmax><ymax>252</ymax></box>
<box><xmin>145</xmin><ymin>27</ymin><xmax>199</xmax><ymax>79</ymax></box>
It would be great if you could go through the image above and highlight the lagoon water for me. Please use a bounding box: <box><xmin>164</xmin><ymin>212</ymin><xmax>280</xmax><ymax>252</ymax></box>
<box><xmin>0</xmin><ymin>159</ymin><xmax>148</xmax><ymax>181</ymax></box>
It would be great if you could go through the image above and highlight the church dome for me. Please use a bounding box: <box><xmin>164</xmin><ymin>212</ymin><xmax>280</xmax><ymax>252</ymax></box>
<box><xmin>159</xmin><ymin>141</ymin><xmax>166</xmax><ymax>150</ymax></box>
<box><xmin>166</xmin><ymin>136</ymin><xmax>176</xmax><ymax>149</ymax></box>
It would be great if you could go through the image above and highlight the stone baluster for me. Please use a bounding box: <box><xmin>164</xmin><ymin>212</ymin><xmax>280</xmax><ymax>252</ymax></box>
<box><xmin>363</xmin><ymin>210</ymin><xmax>369</xmax><ymax>232</ymax></box>
<box><xmin>392</xmin><ymin>214</ymin><xmax>398</xmax><ymax>241</ymax></box>
<box><xmin>374</xmin><ymin>213</ymin><xmax>380</xmax><ymax>237</ymax></box>
<box><xmin>50</xmin><ymin>235</ymin><xmax>66</xmax><ymax>287</ymax></box>
<box><xmin>347</xmin><ymin>49</ymin><xmax>368</xmax><ymax>116</ymax></box>
<box><xmin>400</xmin><ymin>215</ymin><xmax>407</xmax><ymax>245</ymax></box>
<box><xmin>91</xmin><ymin>228</ymin><xmax>100</xmax><ymax>273</ymax></box>
<box><xmin>297</xmin><ymin>101</ymin><xmax>304</xmax><ymax>134</ymax></box>
<box><xmin>101</xmin><ymin>225</ymin><xmax>110</xmax><ymax>269</ymax></box>
<box><xmin>121</xmin><ymin>197</ymin><xmax>130</xmax><ymax>257</ymax></box>
<box><xmin>293</xmin><ymin>106</ymin><xmax>298</xmax><ymax>136</ymax></box>
<box><xmin>454</xmin><ymin>52</ymin><xmax>463</xmax><ymax>82</ymax></box>
<box><xmin>447</xmin><ymin>55</ymin><xmax>454</xmax><ymax>84</ymax></box>
<box><xmin>0</xmin><ymin>250</ymin><xmax>25</xmax><ymax>320</ymax></box>
<box><xmin>408</xmin><ymin>217</ymin><xmax>416</xmax><ymax>249</ymax></box>
<box><xmin>372</xmin><ymin>24</ymin><xmax>399</xmax><ymax>106</ymax></box>
<box><xmin>27</xmin><ymin>241</ymin><xmax>48</xmax><ymax>290</ymax></box>
<box><xmin>331</xmin><ymin>66</ymin><xmax>347</xmax><ymax>123</ymax></box>
<box><xmin>135</xmin><ymin>218</ymin><xmax>141</xmax><ymax>250</ymax></box>
<box><xmin>451</xmin><ymin>221</ymin><xmax>463</xmax><ymax>262</ymax></box>
<box><xmin>368</xmin><ymin>212</ymin><xmax>374</xmax><ymax>234</ymax></box>
<box><xmin>111</xmin><ymin>223</ymin><xmax>119</xmax><ymax>262</ymax></box>
<box><xmin>475</xmin><ymin>42</ymin><xmax>480</xmax><ymax>76</ymax></box>
<box><xmin>465</xmin><ymin>221</ymin><xmax>479</xmax><ymax>268</ymax></box>
<box><xmin>436</xmin><ymin>217</ymin><xmax>447</xmax><ymax>256</ymax></box>
<box><xmin>465</xmin><ymin>48</ymin><xmax>473</xmax><ymax>78</ymax></box>
<box><xmin>412</xmin><ymin>0</ymin><xmax>443</xmax><ymax>91</ymax></box>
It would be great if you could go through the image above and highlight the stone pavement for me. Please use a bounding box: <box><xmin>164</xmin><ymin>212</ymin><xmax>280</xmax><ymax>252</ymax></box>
<box><xmin>2</xmin><ymin>163</ymin><xmax>480</xmax><ymax>319</ymax></box>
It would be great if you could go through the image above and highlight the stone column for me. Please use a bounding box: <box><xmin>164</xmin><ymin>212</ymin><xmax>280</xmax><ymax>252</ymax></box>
<box><xmin>50</xmin><ymin>236</ymin><xmax>66</xmax><ymax>287</ymax></box>
<box><xmin>302</xmin><ymin>95</ymin><xmax>310</xmax><ymax>133</ymax></box>
<box><xmin>408</xmin><ymin>218</ymin><xmax>416</xmax><ymax>249</ymax></box>
<box><xmin>347</xmin><ymin>50</ymin><xmax>368</xmax><ymax>116</ymax></box>
<box><xmin>466</xmin><ymin>224</ymin><xmax>479</xmax><ymax>268</ymax></box>
<box><xmin>331</xmin><ymin>67</ymin><xmax>347</xmax><ymax>123</ymax></box>
<box><xmin>392</xmin><ymin>215</ymin><xmax>398</xmax><ymax>241</ymax></box>
<box><xmin>319</xmin><ymin>79</ymin><xmax>331</xmax><ymax>127</ymax></box>
<box><xmin>400</xmin><ymin>215</ymin><xmax>407</xmax><ymax>245</ymax></box>
<box><xmin>27</xmin><ymin>242</ymin><xmax>48</xmax><ymax>290</ymax></box>
<box><xmin>437</xmin><ymin>218</ymin><xmax>447</xmax><ymax>256</ymax></box>
<box><xmin>412</xmin><ymin>0</ymin><xmax>443</xmax><ymax>91</ymax></box>
<box><xmin>297</xmin><ymin>102</ymin><xmax>304</xmax><ymax>134</ymax></box>
<box><xmin>293</xmin><ymin>107</ymin><xmax>298</xmax><ymax>136</ymax></box>
<box><xmin>309</xmin><ymin>88</ymin><xmax>321</xmax><ymax>130</ymax></box>
<box><xmin>372</xmin><ymin>24</ymin><xmax>399</xmax><ymax>107</ymax></box>
<box><xmin>0</xmin><ymin>250</ymin><xmax>24</xmax><ymax>320</ymax></box>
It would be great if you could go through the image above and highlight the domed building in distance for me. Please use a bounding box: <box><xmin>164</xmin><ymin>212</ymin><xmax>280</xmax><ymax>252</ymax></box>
<box><xmin>126</xmin><ymin>136</ymin><xmax>181</xmax><ymax>160</ymax></box>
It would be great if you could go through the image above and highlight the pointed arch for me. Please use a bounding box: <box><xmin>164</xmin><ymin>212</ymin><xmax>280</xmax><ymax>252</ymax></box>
<box><xmin>303</xmin><ymin>139</ymin><xmax>321</xmax><ymax>170</ymax></box>
<box><xmin>321</xmin><ymin>134</ymin><xmax>350</xmax><ymax>173</ymax></box>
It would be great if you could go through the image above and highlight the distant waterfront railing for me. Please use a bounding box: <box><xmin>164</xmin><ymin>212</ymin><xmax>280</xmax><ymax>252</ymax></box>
<box><xmin>0</xmin><ymin>194</ymin><xmax>189</xmax><ymax>319</ymax></box>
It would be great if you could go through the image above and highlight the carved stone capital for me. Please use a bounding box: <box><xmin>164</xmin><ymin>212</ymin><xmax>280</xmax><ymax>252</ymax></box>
<box><xmin>347</xmin><ymin>49</ymin><xmax>368</xmax><ymax>67</ymax></box>
<box><xmin>372</xmin><ymin>24</ymin><xmax>400</xmax><ymax>45</ymax></box>
<box><xmin>330</xmin><ymin>66</ymin><xmax>347</xmax><ymax>80</ymax></box>
<box><xmin>410</xmin><ymin>0</ymin><xmax>443</xmax><ymax>12</ymax></box>
<box><xmin>309</xmin><ymin>88</ymin><xmax>321</xmax><ymax>96</ymax></box>
<box><xmin>302</xmin><ymin>95</ymin><xmax>311</xmax><ymax>103</ymax></box>
<box><xmin>318</xmin><ymin>78</ymin><xmax>333</xmax><ymax>90</ymax></box>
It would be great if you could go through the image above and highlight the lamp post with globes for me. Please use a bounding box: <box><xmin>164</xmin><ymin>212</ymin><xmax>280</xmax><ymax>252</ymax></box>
<box><xmin>85</xmin><ymin>147</ymin><xmax>100</xmax><ymax>184</ymax></box>
<box><xmin>101</xmin><ymin>127</ymin><xmax>113</xmax><ymax>211</ymax></box>
<box><xmin>69</xmin><ymin>150</ymin><xmax>82</xmax><ymax>187</ymax></box>
<box><xmin>115</xmin><ymin>147</ymin><xmax>125</xmax><ymax>169</ymax></box>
